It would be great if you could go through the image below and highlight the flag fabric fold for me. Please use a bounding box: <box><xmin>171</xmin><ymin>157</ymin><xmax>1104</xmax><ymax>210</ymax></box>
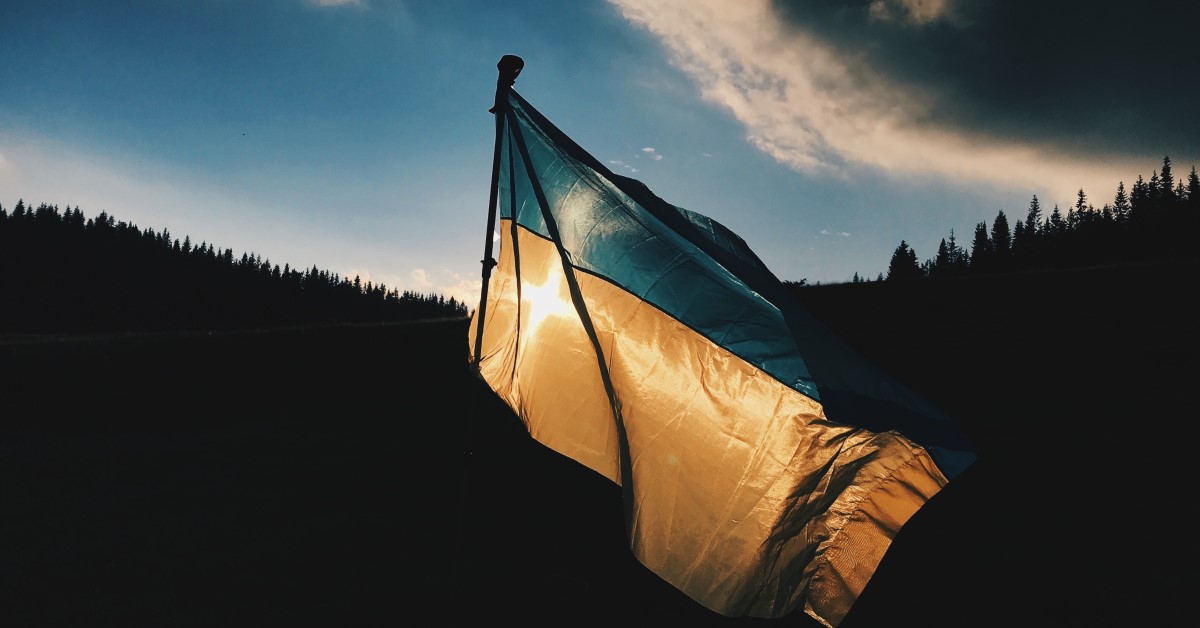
<box><xmin>468</xmin><ymin>86</ymin><xmax>975</xmax><ymax>627</ymax></box>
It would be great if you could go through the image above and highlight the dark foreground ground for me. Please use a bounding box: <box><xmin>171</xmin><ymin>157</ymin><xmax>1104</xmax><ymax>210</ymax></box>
<box><xmin>3</xmin><ymin>261</ymin><xmax>1195</xmax><ymax>627</ymax></box>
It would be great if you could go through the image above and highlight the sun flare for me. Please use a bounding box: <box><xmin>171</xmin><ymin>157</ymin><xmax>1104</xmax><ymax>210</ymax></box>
<box><xmin>521</xmin><ymin>266</ymin><xmax>574</xmax><ymax>336</ymax></box>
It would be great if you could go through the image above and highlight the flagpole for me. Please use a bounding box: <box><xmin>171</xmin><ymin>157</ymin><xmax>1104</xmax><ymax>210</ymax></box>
<box><xmin>472</xmin><ymin>54</ymin><xmax>524</xmax><ymax>367</ymax></box>
<box><xmin>459</xmin><ymin>54</ymin><xmax>524</xmax><ymax>576</ymax></box>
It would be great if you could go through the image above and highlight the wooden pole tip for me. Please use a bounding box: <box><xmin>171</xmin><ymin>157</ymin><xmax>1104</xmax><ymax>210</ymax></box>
<box><xmin>497</xmin><ymin>55</ymin><xmax>524</xmax><ymax>87</ymax></box>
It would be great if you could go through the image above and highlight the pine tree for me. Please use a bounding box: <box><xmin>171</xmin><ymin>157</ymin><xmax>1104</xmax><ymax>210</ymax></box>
<box><xmin>969</xmin><ymin>221</ymin><xmax>991</xmax><ymax>272</ymax></box>
<box><xmin>1187</xmin><ymin>165</ymin><xmax>1200</xmax><ymax>210</ymax></box>
<box><xmin>1047</xmin><ymin>205</ymin><xmax>1065</xmax><ymax>237</ymax></box>
<box><xmin>1024</xmin><ymin>195</ymin><xmax>1042</xmax><ymax>239</ymax></box>
<box><xmin>1131</xmin><ymin>175</ymin><xmax>1148</xmax><ymax>208</ymax></box>
<box><xmin>886</xmin><ymin>240</ymin><xmax>923</xmax><ymax>281</ymax></box>
<box><xmin>947</xmin><ymin>228</ymin><xmax>967</xmax><ymax>273</ymax></box>
<box><xmin>1159</xmin><ymin>156</ymin><xmax>1175</xmax><ymax>203</ymax></box>
<box><xmin>991</xmin><ymin>210</ymin><xmax>1011</xmax><ymax>264</ymax></box>
<box><xmin>931</xmin><ymin>238</ymin><xmax>952</xmax><ymax>277</ymax></box>
<box><xmin>1011</xmin><ymin>220</ymin><xmax>1026</xmax><ymax>262</ymax></box>
<box><xmin>1113</xmin><ymin>181</ymin><xmax>1131</xmax><ymax>224</ymax></box>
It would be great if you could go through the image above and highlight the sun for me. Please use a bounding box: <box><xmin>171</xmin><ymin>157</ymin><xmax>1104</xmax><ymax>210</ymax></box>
<box><xmin>521</xmin><ymin>264</ymin><xmax>573</xmax><ymax>336</ymax></box>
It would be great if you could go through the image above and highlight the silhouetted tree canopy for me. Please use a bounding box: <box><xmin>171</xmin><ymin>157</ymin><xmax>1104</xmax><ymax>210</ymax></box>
<box><xmin>0</xmin><ymin>201</ymin><xmax>469</xmax><ymax>334</ymax></box>
<box><xmin>886</xmin><ymin>240</ymin><xmax>923</xmax><ymax>281</ymax></box>
<box><xmin>871</xmin><ymin>155</ymin><xmax>1198</xmax><ymax>282</ymax></box>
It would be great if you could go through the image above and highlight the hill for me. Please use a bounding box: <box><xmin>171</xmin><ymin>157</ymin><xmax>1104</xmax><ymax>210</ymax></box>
<box><xmin>2</xmin><ymin>260</ymin><xmax>1195</xmax><ymax>626</ymax></box>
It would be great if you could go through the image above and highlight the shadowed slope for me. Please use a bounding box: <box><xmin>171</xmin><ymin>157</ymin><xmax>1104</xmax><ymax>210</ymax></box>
<box><xmin>2</xmin><ymin>261</ymin><xmax>1193</xmax><ymax>626</ymax></box>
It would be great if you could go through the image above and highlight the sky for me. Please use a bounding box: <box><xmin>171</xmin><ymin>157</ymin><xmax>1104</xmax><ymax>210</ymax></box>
<box><xmin>3</xmin><ymin>0</ymin><xmax>1197</xmax><ymax>305</ymax></box>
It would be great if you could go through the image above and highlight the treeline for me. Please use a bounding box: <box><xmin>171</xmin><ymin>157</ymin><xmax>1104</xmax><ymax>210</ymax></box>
<box><xmin>877</xmin><ymin>155</ymin><xmax>1200</xmax><ymax>282</ymax></box>
<box><xmin>0</xmin><ymin>200</ymin><xmax>469</xmax><ymax>334</ymax></box>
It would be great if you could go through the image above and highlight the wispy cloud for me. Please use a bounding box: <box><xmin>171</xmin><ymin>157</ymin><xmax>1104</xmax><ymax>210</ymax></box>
<box><xmin>404</xmin><ymin>267</ymin><xmax>481</xmax><ymax>307</ymax></box>
<box><xmin>641</xmin><ymin>147</ymin><xmax>664</xmax><ymax>160</ymax></box>
<box><xmin>608</xmin><ymin>0</ymin><xmax>1165</xmax><ymax>204</ymax></box>
<box><xmin>816</xmin><ymin>229</ymin><xmax>850</xmax><ymax>238</ymax></box>
<box><xmin>439</xmin><ymin>273</ymin><xmax>483</xmax><ymax>308</ymax></box>
<box><xmin>608</xmin><ymin>159</ymin><xmax>639</xmax><ymax>173</ymax></box>
<box><xmin>410</xmin><ymin>268</ymin><xmax>430</xmax><ymax>285</ymax></box>
<box><xmin>336</xmin><ymin>265</ymin><xmax>475</xmax><ymax>309</ymax></box>
<box><xmin>867</xmin><ymin>0</ymin><xmax>956</xmax><ymax>25</ymax></box>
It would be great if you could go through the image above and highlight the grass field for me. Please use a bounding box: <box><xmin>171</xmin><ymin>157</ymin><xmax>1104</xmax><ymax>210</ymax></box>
<box><xmin>3</xmin><ymin>261</ymin><xmax>1195</xmax><ymax>626</ymax></box>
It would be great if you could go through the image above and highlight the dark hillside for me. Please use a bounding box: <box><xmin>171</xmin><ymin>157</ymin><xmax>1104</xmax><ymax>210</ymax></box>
<box><xmin>2</xmin><ymin>261</ymin><xmax>1194</xmax><ymax>627</ymax></box>
<box><xmin>792</xmin><ymin>260</ymin><xmax>1196</xmax><ymax>626</ymax></box>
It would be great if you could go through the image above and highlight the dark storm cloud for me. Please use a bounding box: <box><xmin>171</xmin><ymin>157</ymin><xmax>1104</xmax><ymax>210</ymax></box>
<box><xmin>770</xmin><ymin>0</ymin><xmax>1200</xmax><ymax>163</ymax></box>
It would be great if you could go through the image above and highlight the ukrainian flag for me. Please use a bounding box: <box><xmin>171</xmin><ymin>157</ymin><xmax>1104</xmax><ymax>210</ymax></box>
<box><xmin>468</xmin><ymin>81</ymin><xmax>975</xmax><ymax>627</ymax></box>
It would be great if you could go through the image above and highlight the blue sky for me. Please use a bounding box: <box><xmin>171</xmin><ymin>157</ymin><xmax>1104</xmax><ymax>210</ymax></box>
<box><xmin>3</xmin><ymin>0</ymin><xmax>1196</xmax><ymax>305</ymax></box>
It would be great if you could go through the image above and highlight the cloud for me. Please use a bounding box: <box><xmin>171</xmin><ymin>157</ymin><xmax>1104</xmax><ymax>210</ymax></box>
<box><xmin>331</xmin><ymin>265</ymin><xmax>478</xmax><ymax>309</ymax></box>
<box><xmin>607</xmin><ymin>0</ymin><xmax>1198</xmax><ymax>203</ymax></box>
<box><xmin>817</xmin><ymin>228</ymin><xmax>850</xmax><ymax>238</ymax></box>
<box><xmin>440</xmin><ymin>274</ymin><xmax>483</xmax><ymax>309</ymax></box>
<box><xmin>409</xmin><ymin>268</ymin><xmax>432</xmax><ymax>290</ymax></box>
<box><xmin>401</xmin><ymin>267</ymin><xmax>479</xmax><ymax>307</ymax></box>
<box><xmin>867</xmin><ymin>0</ymin><xmax>956</xmax><ymax>24</ymax></box>
<box><xmin>608</xmin><ymin>159</ymin><xmax>639</xmax><ymax>173</ymax></box>
<box><xmin>641</xmin><ymin>147</ymin><xmax>664</xmax><ymax>160</ymax></box>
